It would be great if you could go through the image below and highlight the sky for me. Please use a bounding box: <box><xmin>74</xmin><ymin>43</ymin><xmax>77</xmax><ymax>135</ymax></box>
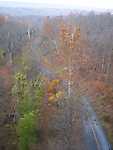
<box><xmin>0</xmin><ymin>0</ymin><xmax>113</xmax><ymax>10</ymax></box>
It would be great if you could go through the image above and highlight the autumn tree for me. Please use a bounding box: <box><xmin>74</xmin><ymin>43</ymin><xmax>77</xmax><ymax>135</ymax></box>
<box><xmin>59</xmin><ymin>23</ymin><xmax>81</xmax><ymax>96</ymax></box>
<box><xmin>41</xmin><ymin>22</ymin><xmax>90</xmax><ymax>97</ymax></box>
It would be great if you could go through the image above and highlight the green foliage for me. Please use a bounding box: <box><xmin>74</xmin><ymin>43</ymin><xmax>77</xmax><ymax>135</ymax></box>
<box><xmin>17</xmin><ymin>112</ymin><xmax>37</xmax><ymax>150</ymax></box>
<box><xmin>0</xmin><ymin>48</ymin><xmax>5</xmax><ymax>65</ymax></box>
<box><xmin>0</xmin><ymin>48</ymin><xmax>5</xmax><ymax>59</ymax></box>
<box><xmin>12</xmin><ymin>71</ymin><xmax>44</xmax><ymax>150</ymax></box>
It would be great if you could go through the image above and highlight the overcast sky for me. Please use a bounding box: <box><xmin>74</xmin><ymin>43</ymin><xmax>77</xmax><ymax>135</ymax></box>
<box><xmin>0</xmin><ymin>0</ymin><xmax>113</xmax><ymax>10</ymax></box>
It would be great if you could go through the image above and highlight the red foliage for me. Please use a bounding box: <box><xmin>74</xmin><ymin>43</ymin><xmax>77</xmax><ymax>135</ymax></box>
<box><xmin>0</xmin><ymin>15</ymin><xmax>8</xmax><ymax>25</ymax></box>
<box><xmin>0</xmin><ymin>65</ymin><xmax>12</xmax><ymax>89</ymax></box>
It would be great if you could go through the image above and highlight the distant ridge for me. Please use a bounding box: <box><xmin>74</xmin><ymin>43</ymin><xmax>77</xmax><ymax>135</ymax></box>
<box><xmin>0</xmin><ymin>1</ymin><xmax>112</xmax><ymax>16</ymax></box>
<box><xmin>0</xmin><ymin>1</ymin><xmax>71</xmax><ymax>9</ymax></box>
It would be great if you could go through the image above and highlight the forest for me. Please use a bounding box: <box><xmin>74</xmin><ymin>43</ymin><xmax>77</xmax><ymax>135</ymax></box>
<box><xmin>0</xmin><ymin>10</ymin><xmax>113</xmax><ymax>150</ymax></box>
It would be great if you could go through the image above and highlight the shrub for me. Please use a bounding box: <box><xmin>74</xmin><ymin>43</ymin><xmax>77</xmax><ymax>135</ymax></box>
<box><xmin>12</xmin><ymin>72</ymin><xmax>44</xmax><ymax>150</ymax></box>
<box><xmin>17</xmin><ymin>112</ymin><xmax>37</xmax><ymax>150</ymax></box>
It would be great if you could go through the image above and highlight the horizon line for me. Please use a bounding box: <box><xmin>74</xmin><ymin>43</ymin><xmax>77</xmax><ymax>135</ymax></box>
<box><xmin>0</xmin><ymin>1</ymin><xmax>113</xmax><ymax>12</ymax></box>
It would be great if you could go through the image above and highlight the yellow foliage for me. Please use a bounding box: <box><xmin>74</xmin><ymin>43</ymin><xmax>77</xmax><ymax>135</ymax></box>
<box><xmin>56</xmin><ymin>91</ymin><xmax>63</xmax><ymax>99</ymax></box>
<box><xmin>43</xmin><ymin>57</ymin><xmax>50</xmax><ymax>66</ymax></box>
<box><xmin>51</xmin><ymin>79</ymin><xmax>60</xmax><ymax>86</ymax></box>
<box><xmin>48</xmin><ymin>91</ymin><xmax>63</xmax><ymax>103</ymax></box>
<box><xmin>47</xmin><ymin>79</ymin><xmax>63</xmax><ymax>103</ymax></box>
<box><xmin>48</xmin><ymin>94</ymin><xmax>56</xmax><ymax>102</ymax></box>
<box><xmin>47</xmin><ymin>79</ymin><xmax>60</xmax><ymax>93</ymax></box>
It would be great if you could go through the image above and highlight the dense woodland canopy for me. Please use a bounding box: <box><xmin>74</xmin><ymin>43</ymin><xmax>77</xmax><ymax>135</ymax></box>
<box><xmin>0</xmin><ymin>11</ymin><xmax>113</xmax><ymax>150</ymax></box>
<box><xmin>0</xmin><ymin>12</ymin><xmax>113</xmax><ymax>82</ymax></box>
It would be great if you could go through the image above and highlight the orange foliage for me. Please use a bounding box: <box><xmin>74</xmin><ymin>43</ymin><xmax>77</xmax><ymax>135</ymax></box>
<box><xmin>47</xmin><ymin>79</ymin><xmax>60</xmax><ymax>93</ymax></box>
<box><xmin>47</xmin><ymin>79</ymin><xmax>63</xmax><ymax>103</ymax></box>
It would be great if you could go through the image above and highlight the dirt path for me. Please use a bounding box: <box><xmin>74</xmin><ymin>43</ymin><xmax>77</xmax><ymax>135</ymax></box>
<box><xmin>81</xmin><ymin>96</ymin><xmax>112</xmax><ymax>150</ymax></box>
<box><xmin>38</xmin><ymin>93</ymin><xmax>112</xmax><ymax>150</ymax></box>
